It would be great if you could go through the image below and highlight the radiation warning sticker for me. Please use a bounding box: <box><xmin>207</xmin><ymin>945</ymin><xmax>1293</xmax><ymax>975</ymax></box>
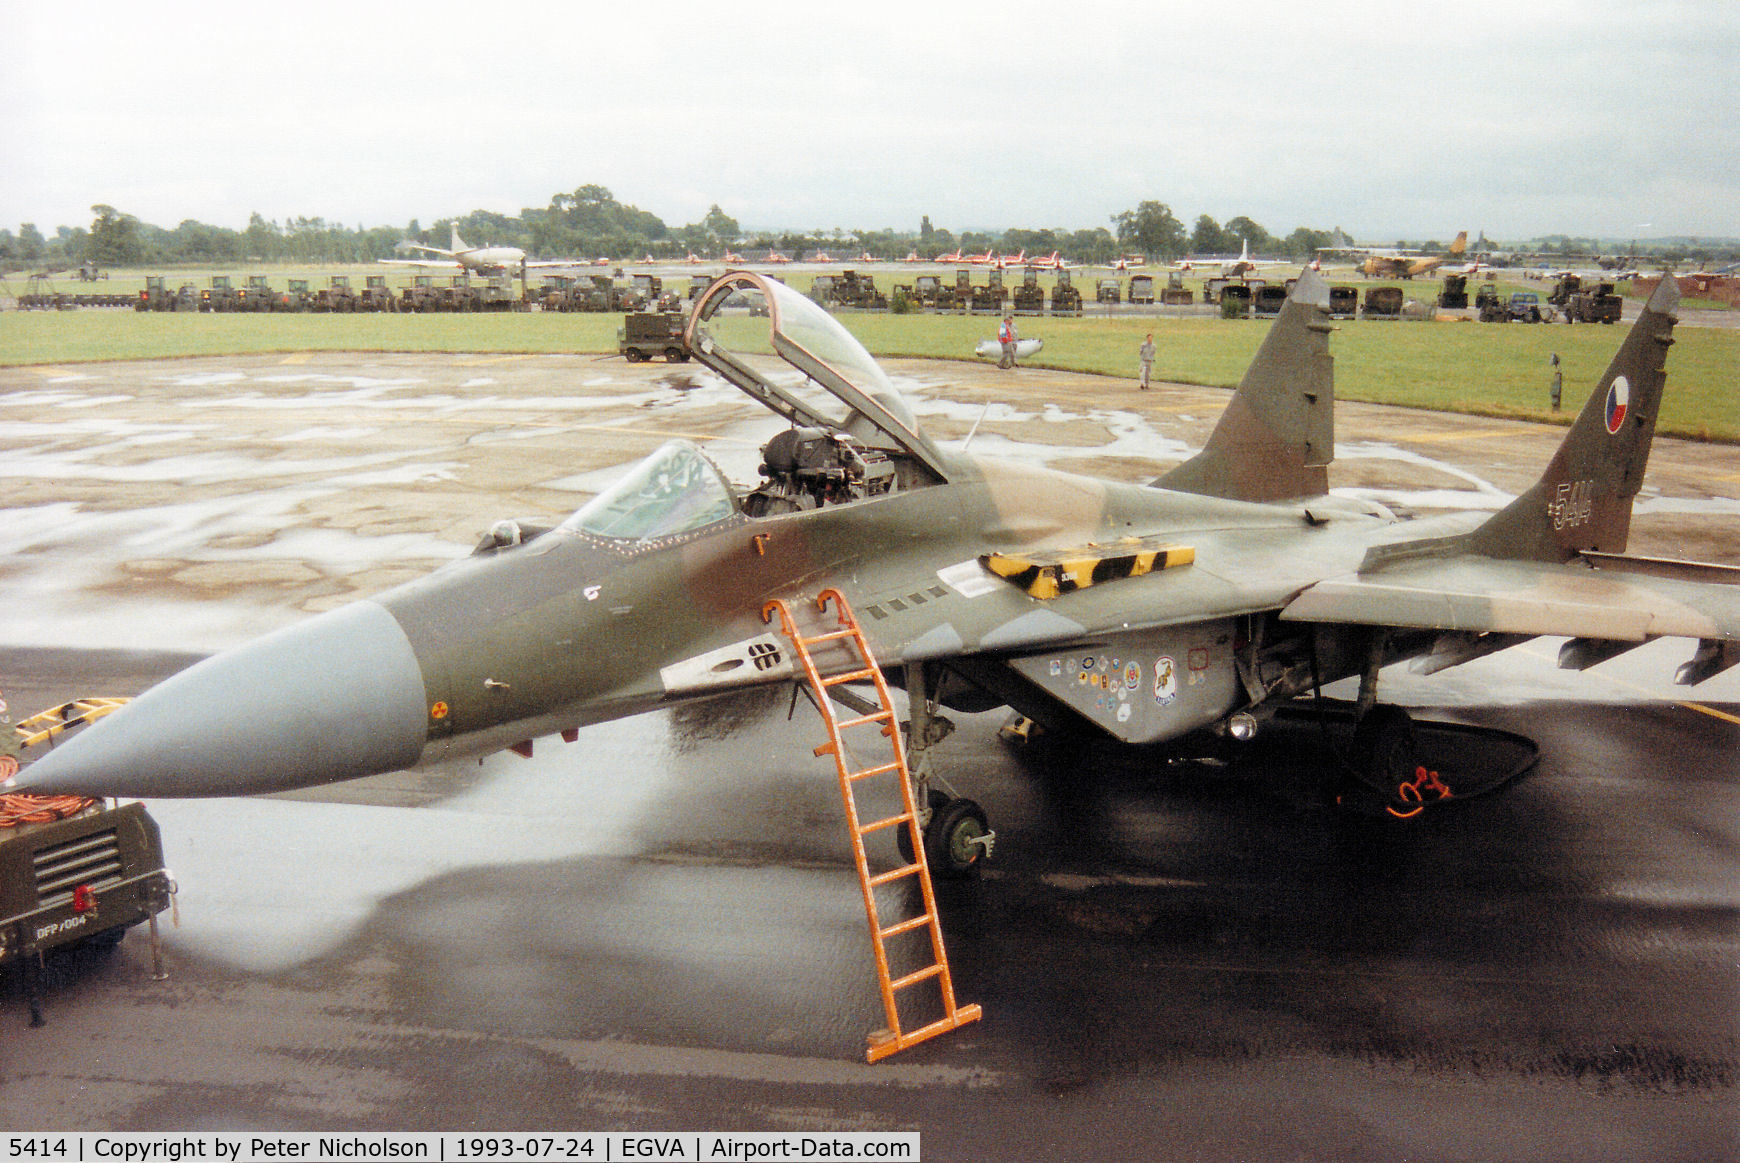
<box><xmin>430</xmin><ymin>701</ymin><xmax>450</xmax><ymax>720</ymax></box>
<box><xmin>1154</xmin><ymin>656</ymin><xmax>1178</xmax><ymax>706</ymax></box>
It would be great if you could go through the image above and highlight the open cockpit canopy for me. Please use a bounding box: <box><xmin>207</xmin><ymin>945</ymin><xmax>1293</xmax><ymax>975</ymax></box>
<box><xmin>685</xmin><ymin>271</ymin><xmax>948</xmax><ymax>482</ymax></box>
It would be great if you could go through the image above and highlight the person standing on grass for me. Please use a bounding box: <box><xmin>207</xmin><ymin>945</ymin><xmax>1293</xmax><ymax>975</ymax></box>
<box><xmin>1138</xmin><ymin>332</ymin><xmax>1156</xmax><ymax>390</ymax></box>
<box><xmin>998</xmin><ymin>315</ymin><xmax>1018</xmax><ymax>369</ymax></box>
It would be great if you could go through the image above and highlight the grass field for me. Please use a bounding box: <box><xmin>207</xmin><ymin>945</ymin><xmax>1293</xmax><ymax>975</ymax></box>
<box><xmin>3</xmin><ymin>276</ymin><xmax>1735</xmax><ymax>442</ymax></box>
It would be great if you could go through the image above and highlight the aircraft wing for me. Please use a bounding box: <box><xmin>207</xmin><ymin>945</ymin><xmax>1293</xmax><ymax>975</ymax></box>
<box><xmin>525</xmin><ymin>258</ymin><xmax>600</xmax><ymax>270</ymax></box>
<box><xmin>1281</xmin><ymin>553</ymin><xmax>1740</xmax><ymax>647</ymax></box>
<box><xmin>379</xmin><ymin>258</ymin><xmax>461</xmax><ymax>269</ymax></box>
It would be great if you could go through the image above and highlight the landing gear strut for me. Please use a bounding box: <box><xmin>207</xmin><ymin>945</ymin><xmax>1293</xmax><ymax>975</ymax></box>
<box><xmin>901</xmin><ymin>663</ymin><xmax>994</xmax><ymax>877</ymax></box>
<box><xmin>1338</xmin><ymin>633</ymin><xmax>1427</xmax><ymax>815</ymax></box>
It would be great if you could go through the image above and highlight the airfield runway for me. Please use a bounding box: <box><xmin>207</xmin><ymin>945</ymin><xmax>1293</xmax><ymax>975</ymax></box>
<box><xmin>1</xmin><ymin>353</ymin><xmax>1736</xmax><ymax>1159</ymax></box>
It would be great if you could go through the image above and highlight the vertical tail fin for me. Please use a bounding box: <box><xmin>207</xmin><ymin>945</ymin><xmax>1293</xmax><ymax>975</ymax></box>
<box><xmin>1471</xmin><ymin>275</ymin><xmax>1680</xmax><ymax>562</ymax></box>
<box><xmin>1154</xmin><ymin>268</ymin><xmax>1335</xmax><ymax>502</ymax></box>
<box><xmin>450</xmin><ymin>224</ymin><xmax>469</xmax><ymax>252</ymax></box>
<box><xmin>1447</xmin><ymin>231</ymin><xmax>1468</xmax><ymax>256</ymax></box>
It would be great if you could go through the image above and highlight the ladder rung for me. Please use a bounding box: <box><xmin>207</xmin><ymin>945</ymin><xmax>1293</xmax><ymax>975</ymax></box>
<box><xmin>799</xmin><ymin>628</ymin><xmax>858</xmax><ymax>645</ymax></box>
<box><xmin>857</xmin><ymin>811</ymin><xmax>912</xmax><ymax>836</ymax></box>
<box><xmin>878</xmin><ymin>913</ymin><xmax>934</xmax><ymax>940</ymax></box>
<box><xmin>868</xmin><ymin>863</ymin><xmax>924</xmax><ymax>887</ymax></box>
<box><xmin>890</xmin><ymin>963</ymin><xmax>945</xmax><ymax>992</ymax></box>
<box><xmin>847</xmin><ymin>760</ymin><xmax>903</xmax><ymax>782</ymax></box>
<box><xmin>866</xmin><ymin>1005</ymin><xmax>984</xmax><ymax>1063</ymax></box>
<box><xmin>823</xmin><ymin>668</ymin><xmax>877</xmax><ymax>686</ymax></box>
<box><xmin>837</xmin><ymin>710</ymin><xmax>894</xmax><ymax>731</ymax></box>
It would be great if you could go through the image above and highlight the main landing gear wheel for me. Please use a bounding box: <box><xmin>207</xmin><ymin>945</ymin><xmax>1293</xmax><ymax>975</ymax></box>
<box><xmin>1355</xmin><ymin>704</ymin><xmax>1417</xmax><ymax>793</ymax></box>
<box><xmin>898</xmin><ymin>792</ymin><xmax>991</xmax><ymax>878</ymax></box>
<box><xmin>1335</xmin><ymin>704</ymin><xmax>1421</xmax><ymax>817</ymax></box>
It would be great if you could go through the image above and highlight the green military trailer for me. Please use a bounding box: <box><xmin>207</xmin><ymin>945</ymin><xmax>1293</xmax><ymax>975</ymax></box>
<box><xmin>618</xmin><ymin>311</ymin><xmax>690</xmax><ymax>363</ymax></box>
<box><xmin>1</xmin><ymin>695</ymin><xmax>177</xmax><ymax>1024</ymax></box>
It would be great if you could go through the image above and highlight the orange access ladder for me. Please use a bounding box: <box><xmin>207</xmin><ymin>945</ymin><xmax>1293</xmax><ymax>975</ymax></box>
<box><xmin>763</xmin><ymin>588</ymin><xmax>982</xmax><ymax>1062</ymax></box>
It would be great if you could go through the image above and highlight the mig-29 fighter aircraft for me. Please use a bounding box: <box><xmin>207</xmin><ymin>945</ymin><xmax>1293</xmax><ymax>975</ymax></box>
<box><xmin>12</xmin><ymin>271</ymin><xmax>1737</xmax><ymax>879</ymax></box>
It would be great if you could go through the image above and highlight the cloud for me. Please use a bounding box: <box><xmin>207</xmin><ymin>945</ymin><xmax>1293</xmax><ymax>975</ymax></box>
<box><xmin>3</xmin><ymin>1</ymin><xmax>1736</xmax><ymax>240</ymax></box>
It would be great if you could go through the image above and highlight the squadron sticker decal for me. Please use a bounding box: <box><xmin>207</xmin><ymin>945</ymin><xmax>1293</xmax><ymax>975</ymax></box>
<box><xmin>1154</xmin><ymin>656</ymin><xmax>1178</xmax><ymax>705</ymax></box>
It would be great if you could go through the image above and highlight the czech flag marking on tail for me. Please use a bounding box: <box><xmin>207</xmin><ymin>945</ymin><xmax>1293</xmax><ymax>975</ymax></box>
<box><xmin>1605</xmin><ymin>375</ymin><xmax>1630</xmax><ymax>434</ymax></box>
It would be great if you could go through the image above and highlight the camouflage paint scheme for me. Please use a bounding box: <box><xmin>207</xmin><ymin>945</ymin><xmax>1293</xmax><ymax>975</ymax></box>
<box><xmin>13</xmin><ymin>271</ymin><xmax>1736</xmax><ymax>804</ymax></box>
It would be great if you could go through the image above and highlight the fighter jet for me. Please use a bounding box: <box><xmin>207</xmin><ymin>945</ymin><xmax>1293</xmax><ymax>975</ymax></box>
<box><xmin>13</xmin><ymin>271</ymin><xmax>1737</xmax><ymax>877</ymax></box>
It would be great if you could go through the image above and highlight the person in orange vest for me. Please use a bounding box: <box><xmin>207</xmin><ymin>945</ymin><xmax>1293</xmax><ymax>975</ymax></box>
<box><xmin>998</xmin><ymin>315</ymin><xmax>1018</xmax><ymax>369</ymax></box>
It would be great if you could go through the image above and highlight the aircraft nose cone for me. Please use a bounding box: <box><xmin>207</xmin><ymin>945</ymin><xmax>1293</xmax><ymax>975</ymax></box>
<box><xmin>14</xmin><ymin>601</ymin><xmax>429</xmax><ymax>798</ymax></box>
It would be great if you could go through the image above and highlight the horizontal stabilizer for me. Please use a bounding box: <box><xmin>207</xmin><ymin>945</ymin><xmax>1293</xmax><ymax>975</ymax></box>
<box><xmin>1283</xmin><ymin>555</ymin><xmax>1740</xmax><ymax>644</ymax></box>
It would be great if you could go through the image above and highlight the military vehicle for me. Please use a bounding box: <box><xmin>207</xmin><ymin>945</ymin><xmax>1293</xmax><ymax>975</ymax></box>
<box><xmin>18</xmin><ymin>272</ymin><xmax>1736</xmax><ymax>1060</ymax></box>
<box><xmin>1327</xmin><ymin>286</ymin><xmax>1359</xmax><ymax>319</ymax></box>
<box><xmin>1483</xmin><ymin>290</ymin><xmax>1546</xmax><ymax>323</ymax></box>
<box><xmin>536</xmin><ymin>275</ymin><xmax>577</xmax><ymax>311</ymax></box>
<box><xmin>1012</xmin><ymin>269</ymin><xmax>1045</xmax><ymax>315</ymax></box>
<box><xmin>237</xmin><ymin>275</ymin><xmax>286</xmax><ymax>312</ymax></box>
<box><xmin>1128</xmin><ymin>274</ymin><xmax>1155</xmax><ymax>305</ymax></box>
<box><xmin>1548</xmin><ymin>274</ymin><xmax>1583</xmax><ymax>307</ymax></box>
<box><xmin>1362</xmin><ymin>286</ymin><xmax>1404</xmax><ymax>319</ymax></box>
<box><xmin>276</xmin><ymin>279</ymin><xmax>309</xmax><ymax>312</ymax></box>
<box><xmin>1567</xmin><ymin>282</ymin><xmax>1624</xmax><ymax>324</ymax></box>
<box><xmin>198</xmin><ymin>276</ymin><xmax>241</xmax><ymax>313</ymax></box>
<box><xmin>1050</xmin><ymin>269</ymin><xmax>1083</xmax><ymax>315</ymax></box>
<box><xmin>1473</xmin><ymin>283</ymin><xmax>1502</xmax><ymax>317</ymax></box>
<box><xmin>311</xmin><ymin>276</ymin><xmax>356</xmax><ymax>312</ymax></box>
<box><xmin>356</xmin><ymin>274</ymin><xmax>398</xmax><ymax>312</ymax></box>
<box><xmin>135</xmin><ymin>276</ymin><xmax>179</xmax><ymax>312</ymax></box>
<box><xmin>477</xmin><ymin>274</ymin><xmax>527</xmax><ymax>312</ymax></box>
<box><xmin>1219</xmin><ymin>283</ymin><xmax>1253</xmax><ymax>317</ymax></box>
<box><xmin>830</xmin><ymin>270</ymin><xmax>886</xmax><ymax>310</ymax></box>
<box><xmin>1</xmin><ymin>693</ymin><xmax>177</xmax><ymax>1024</ymax></box>
<box><xmin>1252</xmin><ymin>284</ymin><xmax>1288</xmax><ymax>316</ymax></box>
<box><xmin>617</xmin><ymin>311</ymin><xmax>689</xmax><ymax>362</ymax></box>
<box><xmin>1438</xmin><ymin>273</ymin><xmax>1469</xmax><ymax>309</ymax></box>
<box><xmin>1095</xmin><ymin>277</ymin><xmax>1121</xmax><ymax>304</ymax></box>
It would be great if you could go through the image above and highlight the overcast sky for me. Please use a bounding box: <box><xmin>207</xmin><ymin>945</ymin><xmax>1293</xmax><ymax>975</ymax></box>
<box><xmin>4</xmin><ymin>1</ymin><xmax>1736</xmax><ymax>244</ymax></box>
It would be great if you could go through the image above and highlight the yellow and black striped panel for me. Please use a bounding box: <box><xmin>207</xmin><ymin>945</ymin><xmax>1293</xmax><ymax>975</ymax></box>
<box><xmin>980</xmin><ymin>543</ymin><xmax>1195</xmax><ymax>599</ymax></box>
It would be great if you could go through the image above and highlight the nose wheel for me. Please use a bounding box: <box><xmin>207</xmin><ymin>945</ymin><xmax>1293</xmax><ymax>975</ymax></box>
<box><xmin>899</xmin><ymin>789</ymin><xmax>993</xmax><ymax>878</ymax></box>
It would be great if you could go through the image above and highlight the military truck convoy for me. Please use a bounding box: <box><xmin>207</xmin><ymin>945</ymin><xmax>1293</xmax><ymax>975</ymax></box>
<box><xmin>2</xmin><ymin>692</ymin><xmax>177</xmax><ymax>1025</ymax></box>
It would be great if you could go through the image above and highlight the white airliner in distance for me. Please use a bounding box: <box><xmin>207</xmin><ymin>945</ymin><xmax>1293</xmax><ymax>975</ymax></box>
<box><xmin>1174</xmin><ymin>238</ymin><xmax>1290</xmax><ymax>277</ymax></box>
<box><xmin>381</xmin><ymin>225</ymin><xmax>588</xmax><ymax>277</ymax></box>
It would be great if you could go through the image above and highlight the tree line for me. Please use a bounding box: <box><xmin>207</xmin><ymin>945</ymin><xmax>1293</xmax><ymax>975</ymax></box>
<box><xmin>3</xmin><ymin>189</ymin><xmax>1731</xmax><ymax>272</ymax></box>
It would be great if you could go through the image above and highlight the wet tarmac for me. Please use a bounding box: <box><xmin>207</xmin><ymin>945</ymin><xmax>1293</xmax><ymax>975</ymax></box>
<box><xmin>2</xmin><ymin>355</ymin><xmax>1737</xmax><ymax>1158</ymax></box>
